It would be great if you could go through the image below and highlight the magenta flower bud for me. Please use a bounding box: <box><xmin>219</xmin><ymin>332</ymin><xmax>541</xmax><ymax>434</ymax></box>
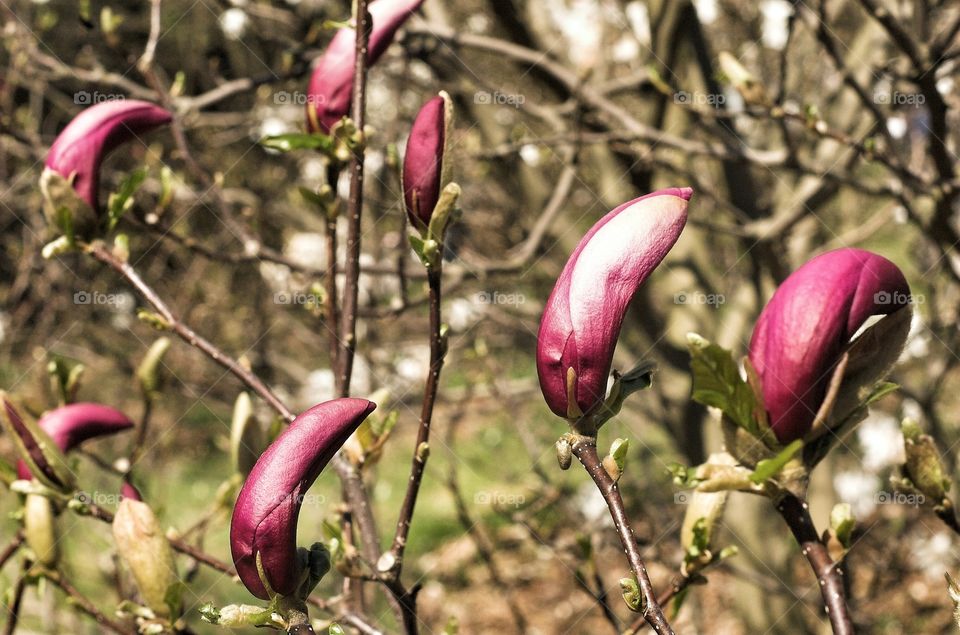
<box><xmin>537</xmin><ymin>188</ymin><xmax>691</xmax><ymax>419</ymax></box>
<box><xmin>748</xmin><ymin>248</ymin><xmax>910</xmax><ymax>444</ymax></box>
<box><xmin>44</xmin><ymin>100</ymin><xmax>172</xmax><ymax>211</ymax></box>
<box><xmin>121</xmin><ymin>480</ymin><xmax>142</xmax><ymax>502</ymax></box>
<box><xmin>230</xmin><ymin>398</ymin><xmax>376</xmax><ymax>600</ymax></box>
<box><xmin>403</xmin><ymin>92</ymin><xmax>452</xmax><ymax>229</ymax></box>
<box><xmin>306</xmin><ymin>0</ymin><xmax>426</xmax><ymax>133</ymax></box>
<box><xmin>16</xmin><ymin>403</ymin><xmax>135</xmax><ymax>480</ymax></box>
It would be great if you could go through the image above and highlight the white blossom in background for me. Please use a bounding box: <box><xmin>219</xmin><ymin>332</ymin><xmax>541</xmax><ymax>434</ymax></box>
<box><xmin>519</xmin><ymin>144</ymin><xmax>541</xmax><ymax>167</ymax></box>
<box><xmin>901</xmin><ymin>398</ymin><xmax>923</xmax><ymax>423</ymax></box>
<box><xmin>109</xmin><ymin>292</ymin><xmax>136</xmax><ymax>330</ymax></box>
<box><xmin>624</xmin><ymin>1</ymin><xmax>652</xmax><ymax>47</ymax></box>
<box><xmin>467</xmin><ymin>13</ymin><xmax>490</xmax><ymax>33</ymax></box>
<box><xmin>0</xmin><ymin>312</ymin><xmax>8</xmax><ymax>345</ymax></box>
<box><xmin>259</xmin><ymin>261</ymin><xmax>292</xmax><ymax>295</ymax></box>
<box><xmin>858</xmin><ymin>413</ymin><xmax>906</xmax><ymax>472</ymax></box>
<box><xmin>447</xmin><ymin>298</ymin><xmax>484</xmax><ymax>332</ymax></box>
<box><xmin>937</xmin><ymin>76</ymin><xmax>954</xmax><ymax>96</ymax></box>
<box><xmin>911</xmin><ymin>532</ymin><xmax>953</xmax><ymax>579</ymax></box>
<box><xmin>901</xmin><ymin>312</ymin><xmax>930</xmax><ymax>361</ymax></box>
<box><xmin>258</xmin><ymin>117</ymin><xmax>291</xmax><ymax>147</ymax></box>
<box><xmin>394</xmin><ymin>344</ymin><xmax>430</xmax><ymax>386</ymax></box>
<box><xmin>893</xmin><ymin>206</ymin><xmax>908</xmax><ymax>224</ymax></box>
<box><xmin>298</xmin><ymin>369</ymin><xmax>335</xmax><ymax>407</ymax></box>
<box><xmin>887</xmin><ymin>115</ymin><xmax>908</xmax><ymax>139</ymax></box>
<box><xmin>220</xmin><ymin>8</ymin><xmax>249</xmax><ymax>41</ymax></box>
<box><xmin>833</xmin><ymin>470</ymin><xmax>879</xmax><ymax>517</ymax></box>
<box><xmin>573</xmin><ymin>484</ymin><xmax>614</xmax><ymax>526</ymax></box>
<box><xmin>547</xmin><ymin>0</ymin><xmax>603</xmax><ymax>68</ymax></box>
<box><xmin>612</xmin><ymin>35</ymin><xmax>640</xmax><ymax>62</ymax></box>
<box><xmin>300</xmin><ymin>158</ymin><xmax>328</xmax><ymax>184</ymax></box>
<box><xmin>693</xmin><ymin>0</ymin><xmax>718</xmax><ymax>24</ymax></box>
<box><xmin>760</xmin><ymin>0</ymin><xmax>792</xmax><ymax>50</ymax></box>
<box><xmin>285</xmin><ymin>232</ymin><xmax>326</xmax><ymax>268</ymax></box>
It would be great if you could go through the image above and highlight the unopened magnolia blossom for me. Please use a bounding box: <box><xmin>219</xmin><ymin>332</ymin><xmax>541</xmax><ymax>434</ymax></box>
<box><xmin>537</xmin><ymin>188</ymin><xmax>690</xmax><ymax>419</ymax></box>
<box><xmin>44</xmin><ymin>100</ymin><xmax>172</xmax><ymax>212</ymax></box>
<box><xmin>306</xmin><ymin>0</ymin><xmax>426</xmax><ymax>133</ymax></box>
<box><xmin>748</xmin><ymin>248</ymin><xmax>910</xmax><ymax>443</ymax></box>
<box><xmin>230</xmin><ymin>398</ymin><xmax>376</xmax><ymax>599</ymax></box>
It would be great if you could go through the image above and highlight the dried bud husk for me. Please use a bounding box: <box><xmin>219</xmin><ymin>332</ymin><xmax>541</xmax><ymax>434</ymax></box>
<box><xmin>137</xmin><ymin>337</ymin><xmax>171</xmax><ymax>397</ymax></box>
<box><xmin>24</xmin><ymin>494</ymin><xmax>58</xmax><ymax>567</ymax></box>
<box><xmin>112</xmin><ymin>499</ymin><xmax>179</xmax><ymax>616</ymax></box>
<box><xmin>680</xmin><ymin>483</ymin><xmax>728</xmax><ymax>576</ymax></box>
<box><xmin>555</xmin><ymin>436</ymin><xmax>573</xmax><ymax>470</ymax></box>
<box><xmin>230</xmin><ymin>392</ymin><xmax>263</xmax><ymax>476</ymax></box>
<box><xmin>901</xmin><ymin>419</ymin><xmax>952</xmax><ymax>505</ymax></box>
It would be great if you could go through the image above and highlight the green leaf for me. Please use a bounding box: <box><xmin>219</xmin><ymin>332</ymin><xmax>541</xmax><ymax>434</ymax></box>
<box><xmin>830</xmin><ymin>503</ymin><xmax>855</xmax><ymax>548</ymax></box>
<box><xmin>749</xmin><ymin>439</ymin><xmax>803</xmax><ymax>484</ymax></box>
<box><xmin>687</xmin><ymin>333</ymin><xmax>773</xmax><ymax>446</ymax></box>
<box><xmin>609</xmin><ymin>438</ymin><xmax>629</xmax><ymax>474</ymax></box>
<box><xmin>329</xmin><ymin>624</ymin><xmax>346</xmax><ymax>635</ymax></box>
<box><xmin>106</xmin><ymin>168</ymin><xmax>146</xmax><ymax>232</ymax></box>
<box><xmin>261</xmin><ymin>133</ymin><xmax>334</xmax><ymax>153</ymax></box>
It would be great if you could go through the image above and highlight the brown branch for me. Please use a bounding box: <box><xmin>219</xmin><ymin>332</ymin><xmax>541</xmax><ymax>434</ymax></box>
<box><xmin>2</xmin><ymin>565</ymin><xmax>27</xmax><ymax>635</ymax></box>
<box><xmin>45</xmin><ymin>569</ymin><xmax>133</xmax><ymax>635</ymax></box>
<box><xmin>776</xmin><ymin>493</ymin><xmax>854</xmax><ymax>635</ymax></box>
<box><xmin>86</xmin><ymin>241</ymin><xmax>295</xmax><ymax>422</ymax></box>
<box><xmin>569</xmin><ymin>436</ymin><xmax>674</xmax><ymax>635</ymax></box>
<box><xmin>0</xmin><ymin>531</ymin><xmax>24</xmax><ymax>572</ymax></box>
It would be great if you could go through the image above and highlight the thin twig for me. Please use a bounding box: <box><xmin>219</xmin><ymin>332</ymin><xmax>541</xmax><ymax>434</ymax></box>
<box><xmin>569</xmin><ymin>436</ymin><xmax>674</xmax><ymax>635</ymax></box>
<box><xmin>45</xmin><ymin>569</ymin><xmax>133</xmax><ymax>635</ymax></box>
<box><xmin>86</xmin><ymin>242</ymin><xmax>295</xmax><ymax>422</ymax></box>
<box><xmin>0</xmin><ymin>531</ymin><xmax>24</xmax><ymax>572</ymax></box>
<box><xmin>2</xmin><ymin>565</ymin><xmax>27</xmax><ymax>635</ymax></box>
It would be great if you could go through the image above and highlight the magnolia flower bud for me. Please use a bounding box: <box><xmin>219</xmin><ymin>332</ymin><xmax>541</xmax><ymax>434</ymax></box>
<box><xmin>42</xmin><ymin>100</ymin><xmax>171</xmax><ymax>233</ymax></box>
<box><xmin>230</xmin><ymin>398</ymin><xmax>376</xmax><ymax>600</ymax></box>
<box><xmin>403</xmin><ymin>92</ymin><xmax>453</xmax><ymax>230</ymax></box>
<box><xmin>24</xmin><ymin>494</ymin><xmax>58</xmax><ymax>567</ymax></box>
<box><xmin>748</xmin><ymin>248</ymin><xmax>910</xmax><ymax>443</ymax></box>
<box><xmin>15</xmin><ymin>402</ymin><xmax>135</xmax><ymax>481</ymax></box>
<box><xmin>536</xmin><ymin>188</ymin><xmax>690</xmax><ymax>420</ymax></box>
<box><xmin>0</xmin><ymin>392</ymin><xmax>76</xmax><ymax>492</ymax></box>
<box><xmin>306</xmin><ymin>0</ymin><xmax>426</xmax><ymax>134</ymax></box>
<box><xmin>121</xmin><ymin>480</ymin><xmax>142</xmax><ymax>502</ymax></box>
<box><xmin>901</xmin><ymin>419</ymin><xmax>952</xmax><ymax>505</ymax></box>
<box><xmin>113</xmin><ymin>499</ymin><xmax>178</xmax><ymax>616</ymax></box>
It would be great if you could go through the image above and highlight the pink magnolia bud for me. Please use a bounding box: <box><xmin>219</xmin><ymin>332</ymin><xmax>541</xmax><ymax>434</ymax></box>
<box><xmin>16</xmin><ymin>403</ymin><xmax>135</xmax><ymax>480</ymax></box>
<box><xmin>230</xmin><ymin>398</ymin><xmax>376</xmax><ymax>600</ymax></box>
<box><xmin>306</xmin><ymin>0</ymin><xmax>426</xmax><ymax>133</ymax></box>
<box><xmin>121</xmin><ymin>480</ymin><xmax>142</xmax><ymax>502</ymax></box>
<box><xmin>748</xmin><ymin>248</ymin><xmax>910</xmax><ymax>443</ymax></box>
<box><xmin>403</xmin><ymin>92</ymin><xmax>452</xmax><ymax>229</ymax></box>
<box><xmin>44</xmin><ymin>100</ymin><xmax>172</xmax><ymax>211</ymax></box>
<box><xmin>537</xmin><ymin>188</ymin><xmax>691</xmax><ymax>419</ymax></box>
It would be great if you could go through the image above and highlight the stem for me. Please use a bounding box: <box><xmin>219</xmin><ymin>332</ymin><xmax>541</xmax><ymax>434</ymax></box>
<box><xmin>389</xmin><ymin>267</ymin><xmax>444</xmax><ymax>564</ymax></box>
<box><xmin>2</xmin><ymin>566</ymin><xmax>26</xmax><ymax>635</ymax></box>
<box><xmin>86</xmin><ymin>242</ymin><xmax>295</xmax><ymax>423</ymax></box>
<box><xmin>46</xmin><ymin>569</ymin><xmax>133</xmax><ymax>635</ymax></box>
<box><xmin>0</xmin><ymin>531</ymin><xmax>24</xmax><ymax>571</ymax></box>
<box><xmin>775</xmin><ymin>493</ymin><xmax>854</xmax><ymax>635</ymax></box>
<box><xmin>337</xmin><ymin>0</ymin><xmax>371</xmax><ymax>395</ymax></box>
<box><xmin>569</xmin><ymin>436</ymin><xmax>674</xmax><ymax>635</ymax></box>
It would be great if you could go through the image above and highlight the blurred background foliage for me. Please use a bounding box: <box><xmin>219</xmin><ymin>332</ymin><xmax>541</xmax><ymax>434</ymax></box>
<box><xmin>2</xmin><ymin>0</ymin><xmax>960</xmax><ymax>632</ymax></box>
